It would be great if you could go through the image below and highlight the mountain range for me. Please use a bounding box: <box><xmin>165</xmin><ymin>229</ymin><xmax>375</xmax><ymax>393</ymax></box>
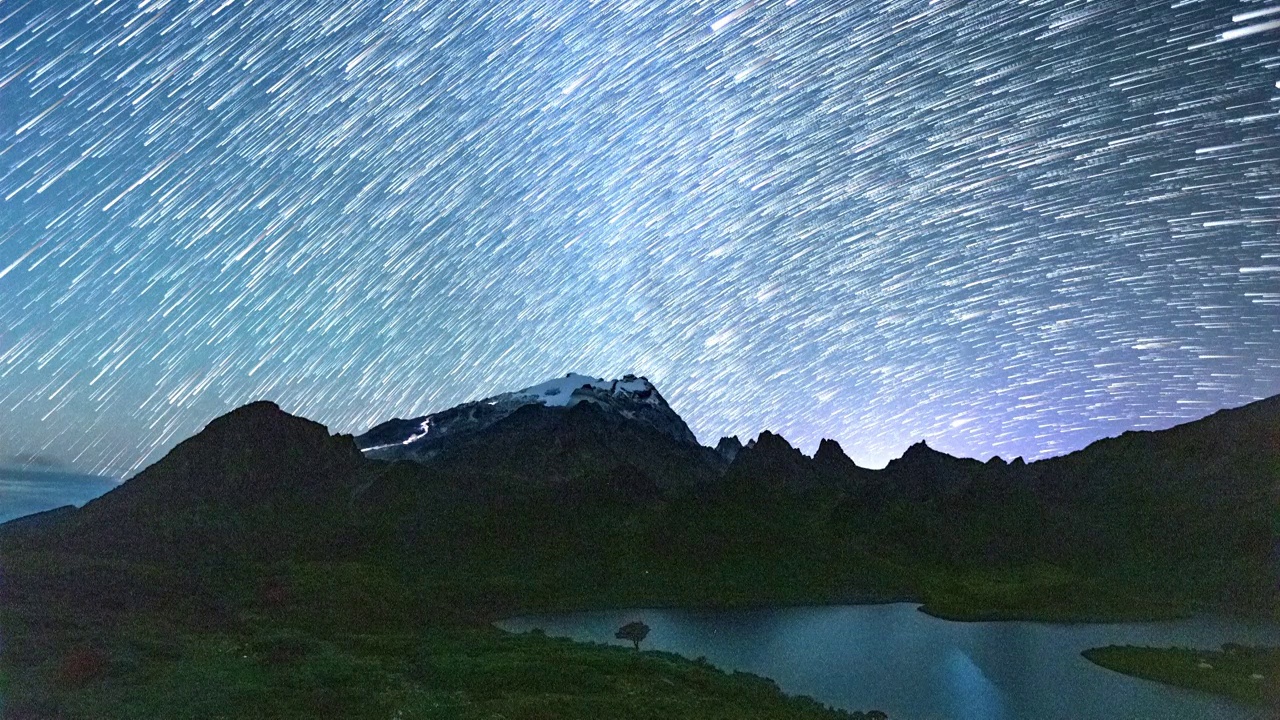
<box><xmin>3</xmin><ymin>373</ymin><xmax>1277</xmax><ymax>620</ymax></box>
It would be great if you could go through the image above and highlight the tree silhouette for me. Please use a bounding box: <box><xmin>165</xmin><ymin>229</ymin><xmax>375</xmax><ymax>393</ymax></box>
<box><xmin>615</xmin><ymin>620</ymin><xmax>650</xmax><ymax>650</ymax></box>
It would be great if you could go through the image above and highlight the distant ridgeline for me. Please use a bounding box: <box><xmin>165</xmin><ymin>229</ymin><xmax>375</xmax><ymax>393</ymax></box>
<box><xmin>3</xmin><ymin>373</ymin><xmax>1278</xmax><ymax>620</ymax></box>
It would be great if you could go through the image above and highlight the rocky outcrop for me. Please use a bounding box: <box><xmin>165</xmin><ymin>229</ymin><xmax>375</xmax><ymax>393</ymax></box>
<box><xmin>715</xmin><ymin>435</ymin><xmax>744</xmax><ymax>463</ymax></box>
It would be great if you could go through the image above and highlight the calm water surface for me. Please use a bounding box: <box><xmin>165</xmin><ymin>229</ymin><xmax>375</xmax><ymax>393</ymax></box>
<box><xmin>500</xmin><ymin>604</ymin><xmax>1280</xmax><ymax>720</ymax></box>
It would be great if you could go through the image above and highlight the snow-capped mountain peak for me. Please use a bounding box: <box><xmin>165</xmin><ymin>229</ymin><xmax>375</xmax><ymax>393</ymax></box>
<box><xmin>493</xmin><ymin>373</ymin><xmax>662</xmax><ymax>409</ymax></box>
<box><xmin>356</xmin><ymin>373</ymin><xmax>695</xmax><ymax>460</ymax></box>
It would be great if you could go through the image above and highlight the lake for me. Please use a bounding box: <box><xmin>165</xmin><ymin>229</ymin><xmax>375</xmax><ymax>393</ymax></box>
<box><xmin>499</xmin><ymin>604</ymin><xmax>1280</xmax><ymax>720</ymax></box>
<box><xmin>0</xmin><ymin>467</ymin><xmax>118</xmax><ymax>524</ymax></box>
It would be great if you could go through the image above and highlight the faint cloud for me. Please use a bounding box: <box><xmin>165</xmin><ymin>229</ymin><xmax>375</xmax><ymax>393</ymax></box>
<box><xmin>4</xmin><ymin>453</ymin><xmax>68</xmax><ymax>470</ymax></box>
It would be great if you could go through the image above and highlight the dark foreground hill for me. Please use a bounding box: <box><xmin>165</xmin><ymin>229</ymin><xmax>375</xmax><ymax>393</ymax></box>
<box><xmin>36</xmin><ymin>401</ymin><xmax>368</xmax><ymax>562</ymax></box>
<box><xmin>1</xmin><ymin>386</ymin><xmax>1277</xmax><ymax>717</ymax></box>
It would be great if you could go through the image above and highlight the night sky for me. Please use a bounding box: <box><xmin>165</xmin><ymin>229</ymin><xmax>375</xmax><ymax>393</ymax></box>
<box><xmin>1</xmin><ymin>0</ymin><xmax>1278</xmax><ymax>477</ymax></box>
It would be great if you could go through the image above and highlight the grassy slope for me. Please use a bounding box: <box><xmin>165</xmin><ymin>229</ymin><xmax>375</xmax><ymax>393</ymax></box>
<box><xmin>913</xmin><ymin>564</ymin><xmax>1189</xmax><ymax>623</ymax></box>
<box><xmin>1</xmin><ymin>621</ymin><xmax>878</xmax><ymax>720</ymax></box>
<box><xmin>0</xmin><ymin>552</ymin><xmax>886</xmax><ymax>720</ymax></box>
<box><xmin>1081</xmin><ymin>645</ymin><xmax>1280</xmax><ymax>706</ymax></box>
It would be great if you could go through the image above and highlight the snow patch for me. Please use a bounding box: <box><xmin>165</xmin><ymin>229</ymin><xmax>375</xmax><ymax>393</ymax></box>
<box><xmin>361</xmin><ymin>418</ymin><xmax>430</xmax><ymax>452</ymax></box>
<box><xmin>493</xmin><ymin>373</ymin><xmax>660</xmax><ymax>408</ymax></box>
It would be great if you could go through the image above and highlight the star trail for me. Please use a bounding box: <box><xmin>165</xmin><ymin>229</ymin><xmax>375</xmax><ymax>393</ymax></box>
<box><xmin>1</xmin><ymin>0</ymin><xmax>1278</xmax><ymax>476</ymax></box>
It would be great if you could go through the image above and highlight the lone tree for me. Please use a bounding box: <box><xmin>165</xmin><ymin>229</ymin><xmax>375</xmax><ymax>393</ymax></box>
<box><xmin>615</xmin><ymin>620</ymin><xmax>650</xmax><ymax>650</ymax></box>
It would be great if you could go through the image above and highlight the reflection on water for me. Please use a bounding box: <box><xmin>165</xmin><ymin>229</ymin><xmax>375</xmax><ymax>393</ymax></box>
<box><xmin>944</xmin><ymin>648</ymin><xmax>1006</xmax><ymax>720</ymax></box>
<box><xmin>499</xmin><ymin>603</ymin><xmax>1280</xmax><ymax>720</ymax></box>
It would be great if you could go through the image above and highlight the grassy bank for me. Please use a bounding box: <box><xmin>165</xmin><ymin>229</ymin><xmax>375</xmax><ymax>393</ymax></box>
<box><xmin>1081</xmin><ymin>644</ymin><xmax>1279</xmax><ymax>705</ymax></box>
<box><xmin>0</xmin><ymin>550</ymin><xmax>892</xmax><ymax>720</ymax></box>
<box><xmin>1</xmin><ymin>619</ymin><xmax>884</xmax><ymax>720</ymax></box>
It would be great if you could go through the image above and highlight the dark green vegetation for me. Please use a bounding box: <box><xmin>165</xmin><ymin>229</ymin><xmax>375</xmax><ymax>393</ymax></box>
<box><xmin>0</xmin><ymin>549</ymin><xmax>877</xmax><ymax>719</ymax></box>
<box><xmin>1081</xmin><ymin>644</ymin><xmax>1280</xmax><ymax>705</ymax></box>
<box><xmin>2</xmin><ymin>393</ymin><xmax>1278</xmax><ymax>716</ymax></box>
<box><xmin>2</xmin><ymin>608</ymin><xmax>872</xmax><ymax>719</ymax></box>
<box><xmin>912</xmin><ymin>564</ymin><xmax>1188</xmax><ymax>624</ymax></box>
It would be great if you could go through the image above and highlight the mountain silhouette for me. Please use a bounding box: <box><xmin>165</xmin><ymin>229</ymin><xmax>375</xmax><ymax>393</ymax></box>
<box><xmin>5</xmin><ymin>386</ymin><xmax>1276</xmax><ymax>616</ymax></box>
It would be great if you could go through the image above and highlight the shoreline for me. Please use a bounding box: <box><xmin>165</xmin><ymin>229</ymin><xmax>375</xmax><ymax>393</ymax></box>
<box><xmin>494</xmin><ymin>597</ymin><xmax>1280</xmax><ymax>629</ymax></box>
